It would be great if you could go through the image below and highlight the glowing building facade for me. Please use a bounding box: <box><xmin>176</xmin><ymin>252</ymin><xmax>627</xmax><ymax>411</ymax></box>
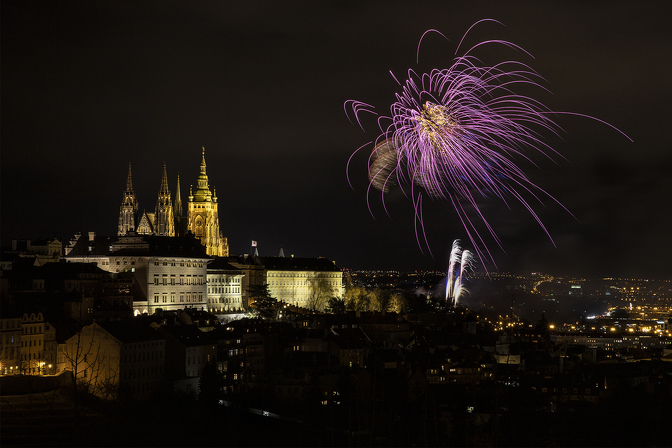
<box><xmin>115</xmin><ymin>148</ymin><xmax>228</xmax><ymax>257</ymax></box>
<box><xmin>118</xmin><ymin>164</ymin><xmax>138</xmax><ymax>236</ymax></box>
<box><xmin>65</xmin><ymin>233</ymin><xmax>210</xmax><ymax>315</ymax></box>
<box><xmin>206</xmin><ymin>258</ymin><xmax>244</xmax><ymax>313</ymax></box>
<box><xmin>154</xmin><ymin>163</ymin><xmax>175</xmax><ymax>237</ymax></box>
<box><xmin>259</xmin><ymin>256</ymin><xmax>344</xmax><ymax>310</ymax></box>
<box><xmin>187</xmin><ymin>148</ymin><xmax>228</xmax><ymax>257</ymax></box>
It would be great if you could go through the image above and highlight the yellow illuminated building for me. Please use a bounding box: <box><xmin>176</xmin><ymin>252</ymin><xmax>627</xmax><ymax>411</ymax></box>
<box><xmin>116</xmin><ymin>147</ymin><xmax>228</xmax><ymax>257</ymax></box>
<box><xmin>154</xmin><ymin>163</ymin><xmax>175</xmax><ymax>237</ymax></box>
<box><xmin>118</xmin><ymin>163</ymin><xmax>138</xmax><ymax>236</ymax></box>
<box><xmin>259</xmin><ymin>256</ymin><xmax>344</xmax><ymax>310</ymax></box>
<box><xmin>187</xmin><ymin>148</ymin><xmax>228</xmax><ymax>257</ymax></box>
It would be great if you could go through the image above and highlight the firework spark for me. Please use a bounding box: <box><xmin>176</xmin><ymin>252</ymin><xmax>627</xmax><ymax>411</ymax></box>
<box><xmin>346</xmin><ymin>20</ymin><xmax>630</xmax><ymax>268</ymax></box>
<box><xmin>445</xmin><ymin>239</ymin><xmax>474</xmax><ymax>306</ymax></box>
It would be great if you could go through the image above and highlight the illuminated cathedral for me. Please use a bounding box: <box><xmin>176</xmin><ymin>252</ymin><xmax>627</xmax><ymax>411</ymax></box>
<box><xmin>118</xmin><ymin>148</ymin><xmax>228</xmax><ymax>257</ymax></box>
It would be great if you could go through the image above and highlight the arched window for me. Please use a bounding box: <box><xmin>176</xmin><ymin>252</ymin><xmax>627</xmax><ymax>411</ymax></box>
<box><xmin>195</xmin><ymin>216</ymin><xmax>204</xmax><ymax>237</ymax></box>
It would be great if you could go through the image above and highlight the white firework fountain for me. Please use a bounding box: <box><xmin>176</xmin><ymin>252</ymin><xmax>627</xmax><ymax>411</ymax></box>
<box><xmin>445</xmin><ymin>239</ymin><xmax>474</xmax><ymax>306</ymax></box>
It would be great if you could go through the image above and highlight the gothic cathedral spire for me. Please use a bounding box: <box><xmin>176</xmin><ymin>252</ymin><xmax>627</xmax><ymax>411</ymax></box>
<box><xmin>118</xmin><ymin>163</ymin><xmax>138</xmax><ymax>235</ymax></box>
<box><xmin>174</xmin><ymin>174</ymin><xmax>183</xmax><ymax>236</ymax></box>
<box><xmin>193</xmin><ymin>146</ymin><xmax>212</xmax><ymax>202</ymax></box>
<box><xmin>187</xmin><ymin>147</ymin><xmax>228</xmax><ymax>256</ymax></box>
<box><xmin>155</xmin><ymin>163</ymin><xmax>175</xmax><ymax>236</ymax></box>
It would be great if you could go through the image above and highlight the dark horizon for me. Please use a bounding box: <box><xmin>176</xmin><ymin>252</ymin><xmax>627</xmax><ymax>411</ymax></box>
<box><xmin>3</xmin><ymin>1</ymin><xmax>671</xmax><ymax>279</ymax></box>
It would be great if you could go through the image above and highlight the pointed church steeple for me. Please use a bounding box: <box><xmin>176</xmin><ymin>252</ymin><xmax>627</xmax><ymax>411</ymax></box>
<box><xmin>193</xmin><ymin>146</ymin><xmax>212</xmax><ymax>202</ymax></box>
<box><xmin>159</xmin><ymin>163</ymin><xmax>170</xmax><ymax>195</ymax></box>
<box><xmin>126</xmin><ymin>163</ymin><xmax>134</xmax><ymax>192</ymax></box>
<box><xmin>155</xmin><ymin>163</ymin><xmax>175</xmax><ymax>236</ymax></box>
<box><xmin>187</xmin><ymin>147</ymin><xmax>228</xmax><ymax>257</ymax></box>
<box><xmin>174</xmin><ymin>174</ymin><xmax>183</xmax><ymax>236</ymax></box>
<box><xmin>175</xmin><ymin>175</ymin><xmax>182</xmax><ymax>211</ymax></box>
<box><xmin>118</xmin><ymin>163</ymin><xmax>138</xmax><ymax>235</ymax></box>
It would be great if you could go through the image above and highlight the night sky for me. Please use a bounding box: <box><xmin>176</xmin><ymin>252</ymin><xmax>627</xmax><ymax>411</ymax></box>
<box><xmin>2</xmin><ymin>1</ymin><xmax>671</xmax><ymax>278</ymax></box>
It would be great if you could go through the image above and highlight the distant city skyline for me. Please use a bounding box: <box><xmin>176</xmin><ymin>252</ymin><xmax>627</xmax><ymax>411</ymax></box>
<box><xmin>2</xmin><ymin>1</ymin><xmax>671</xmax><ymax>279</ymax></box>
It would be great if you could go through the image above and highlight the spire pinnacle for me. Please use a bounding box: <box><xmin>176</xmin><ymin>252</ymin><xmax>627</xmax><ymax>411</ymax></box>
<box><xmin>175</xmin><ymin>174</ymin><xmax>183</xmax><ymax>214</ymax></box>
<box><xmin>126</xmin><ymin>163</ymin><xmax>134</xmax><ymax>192</ymax></box>
<box><xmin>200</xmin><ymin>147</ymin><xmax>207</xmax><ymax>175</ymax></box>
<box><xmin>194</xmin><ymin>147</ymin><xmax>212</xmax><ymax>202</ymax></box>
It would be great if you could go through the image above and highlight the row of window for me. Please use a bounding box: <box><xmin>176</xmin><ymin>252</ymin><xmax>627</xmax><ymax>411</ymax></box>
<box><xmin>208</xmin><ymin>287</ymin><xmax>240</xmax><ymax>294</ymax></box>
<box><xmin>154</xmin><ymin>260</ymin><xmax>204</xmax><ymax>267</ymax></box>
<box><xmin>153</xmin><ymin>293</ymin><xmax>204</xmax><ymax>303</ymax></box>
<box><xmin>23</xmin><ymin>324</ymin><xmax>48</xmax><ymax>334</ymax></box>
<box><xmin>186</xmin><ymin>354</ymin><xmax>212</xmax><ymax>365</ymax></box>
<box><xmin>0</xmin><ymin>320</ymin><xmax>21</xmax><ymax>329</ymax></box>
<box><xmin>271</xmin><ymin>280</ymin><xmax>340</xmax><ymax>287</ymax></box>
<box><xmin>122</xmin><ymin>365</ymin><xmax>163</xmax><ymax>380</ymax></box>
<box><xmin>2</xmin><ymin>335</ymin><xmax>17</xmax><ymax>344</ymax></box>
<box><xmin>153</xmin><ymin>275</ymin><xmax>205</xmax><ymax>286</ymax></box>
<box><xmin>209</xmin><ymin>297</ymin><xmax>240</xmax><ymax>303</ymax></box>
<box><xmin>123</xmin><ymin>350</ymin><xmax>163</xmax><ymax>363</ymax></box>
<box><xmin>268</xmin><ymin>272</ymin><xmax>341</xmax><ymax>278</ymax></box>
<box><xmin>208</xmin><ymin>277</ymin><xmax>241</xmax><ymax>285</ymax></box>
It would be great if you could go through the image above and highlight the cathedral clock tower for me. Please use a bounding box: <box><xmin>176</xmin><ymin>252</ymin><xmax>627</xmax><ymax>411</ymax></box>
<box><xmin>187</xmin><ymin>147</ymin><xmax>228</xmax><ymax>256</ymax></box>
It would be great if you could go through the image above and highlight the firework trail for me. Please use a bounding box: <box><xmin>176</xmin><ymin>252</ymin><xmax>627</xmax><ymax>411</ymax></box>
<box><xmin>345</xmin><ymin>20</ymin><xmax>631</xmax><ymax>268</ymax></box>
<box><xmin>445</xmin><ymin>240</ymin><xmax>461</xmax><ymax>302</ymax></box>
<box><xmin>445</xmin><ymin>239</ymin><xmax>474</xmax><ymax>306</ymax></box>
<box><xmin>453</xmin><ymin>249</ymin><xmax>474</xmax><ymax>306</ymax></box>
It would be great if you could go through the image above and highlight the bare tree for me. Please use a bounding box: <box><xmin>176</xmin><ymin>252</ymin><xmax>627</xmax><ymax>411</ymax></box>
<box><xmin>60</xmin><ymin>324</ymin><xmax>121</xmax><ymax>410</ymax></box>
<box><xmin>325</xmin><ymin>297</ymin><xmax>347</xmax><ymax>314</ymax></box>
<box><xmin>307</xmin><ymin>274</ymin><xmax>334</xmax><ymax>311</ymax></box>
<box><xmin>345</xmin><ymin>286</ymin><xmax>371</xmax><ymax>311</ymax></box>
<box><xmin>371</xmin><ymin>289</ymin><xmax>394</xmax><ymax>312</ymax></box>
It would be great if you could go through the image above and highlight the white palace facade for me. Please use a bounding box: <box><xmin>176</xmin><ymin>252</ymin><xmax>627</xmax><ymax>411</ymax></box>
<box><xmin>65</xmin><ymin>233</ymin><xmax>210</xmax><ymax>315</ymax></box>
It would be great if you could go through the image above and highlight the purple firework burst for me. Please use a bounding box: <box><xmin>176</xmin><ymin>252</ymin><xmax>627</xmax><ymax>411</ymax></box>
<box><xmin>346</xmin><ymin>20</ymin><xmax>630</xmax><ymax>268</ymax></box>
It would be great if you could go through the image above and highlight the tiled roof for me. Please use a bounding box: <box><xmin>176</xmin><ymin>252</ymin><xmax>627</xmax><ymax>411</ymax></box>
<box><xmin>257</xmin><ymin>256</ymin><xmax>340</xmax><ymax>272</ymax></box>
<box><xmin>97</xmin><ymin>320</ymin><xmax>165</xmax><ymax>344</ymax></box>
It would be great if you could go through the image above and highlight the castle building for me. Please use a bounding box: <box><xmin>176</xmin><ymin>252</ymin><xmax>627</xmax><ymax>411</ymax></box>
<box><xmin>118</xmin><ymin>164</ymin><xmax>138</xmax><ymax>236</ymax></box>
<box><xmin>260</xmin><ymin>256</ymin><xmax>344</xmax><ymax>310</ymax></box>
<box><xmin>115</xmin><ymin>148</ymin><xmax>228</xmax><ymax>257</ymax></box>
<box><xmin>65</xmin><ymin>233</ymin><xmax>210</xmax><ymax>315</ymax></box>
<box><xmin>187</xmin><ymin>148</ymin><xmax>228</xmax><ymax>257</ymax></box>
<box><xmin>206</xmin><ymin>257</ymin><xmax>244</xmax><ymax>313</ymax></box>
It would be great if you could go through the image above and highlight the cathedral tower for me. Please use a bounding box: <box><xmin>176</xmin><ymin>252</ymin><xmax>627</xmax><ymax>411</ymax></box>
<box><xmin>187</xmin><ymin>147</ymin><xmax>228</xmax><ymax>256</ymax></box>
<box><xmin>154</xmin><ymin>163</ymin><xmax>175</xmax><ymax>236</ymax></box>
<box><xmin>118</xmin><ymin>163</ymin><xmax>138</xmax><ymax>235</ymax></box>
<box><xmin>174</xmin><ymin>175</ymin><xmax>184</xmax><ymax>236</ymax></box>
